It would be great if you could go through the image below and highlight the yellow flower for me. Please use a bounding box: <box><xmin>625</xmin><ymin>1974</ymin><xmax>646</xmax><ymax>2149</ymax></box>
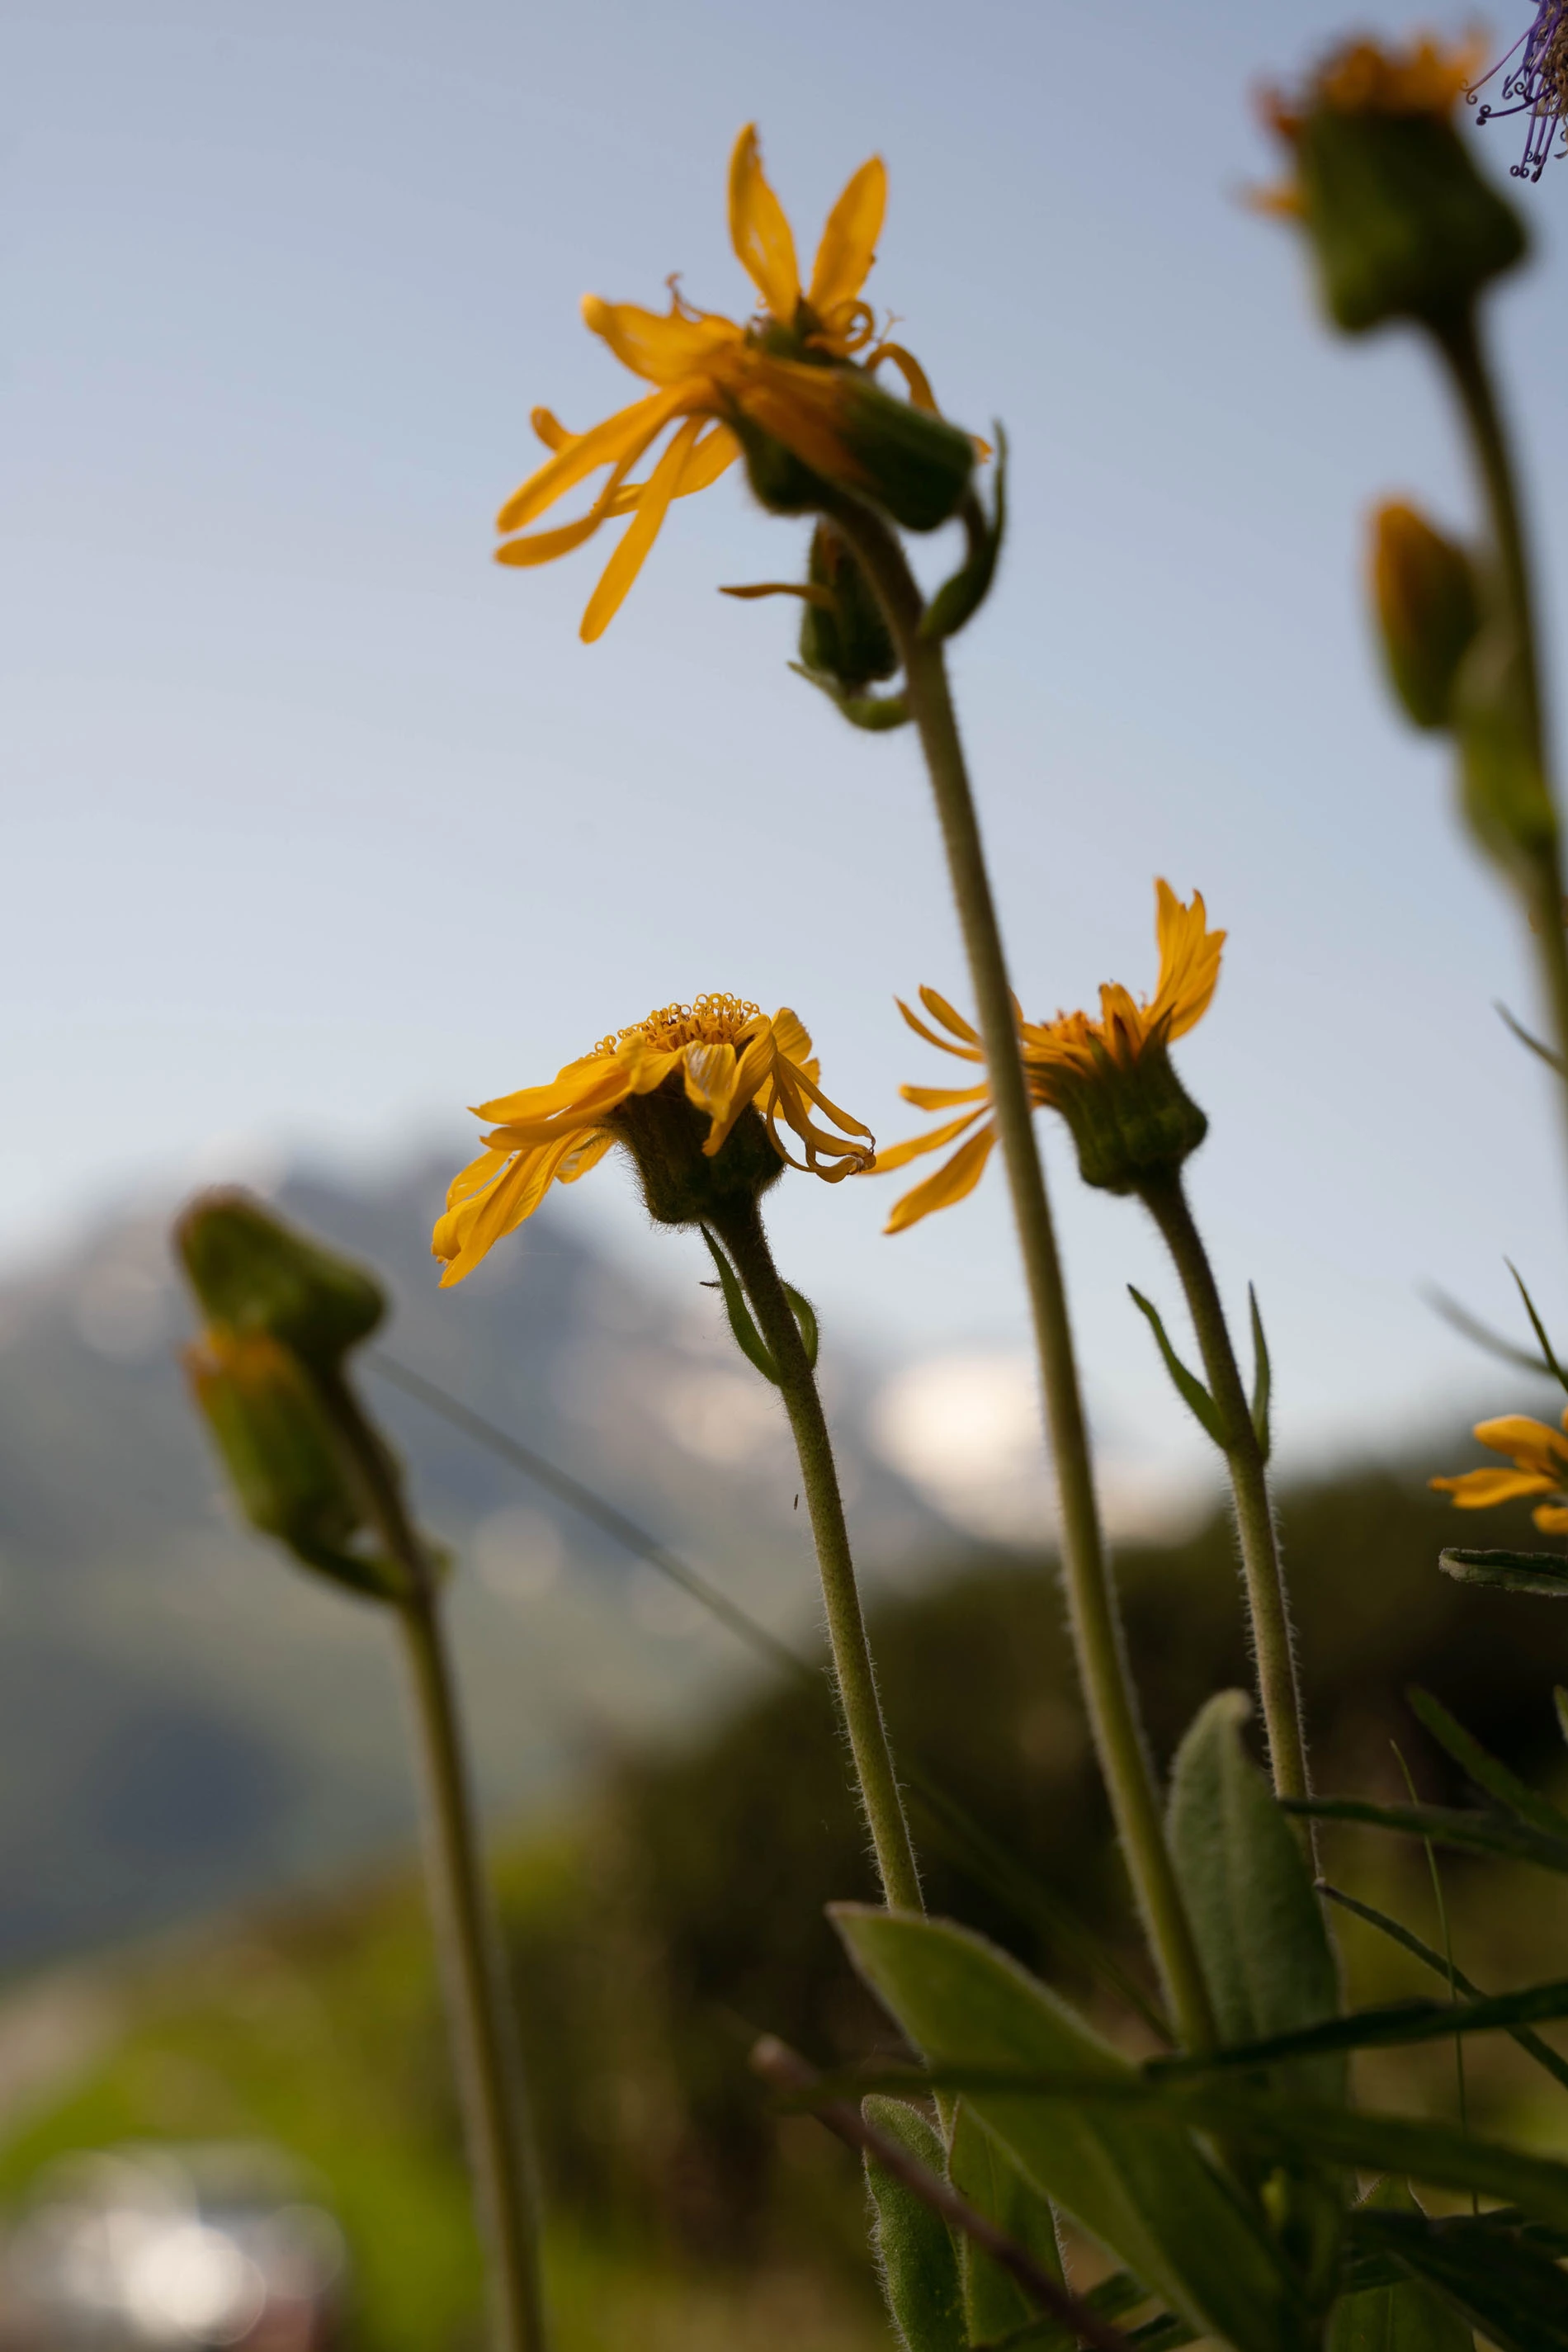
<box><xmin>1255</xmin><ymin>32</ymin><xmax>1485</xmax><ymax>211</ymax></box>
<box><xmin>434</xmin><ymin>994</ymin><xmax>874</xmax><ymax>1286</ymax></box>
<box><xmin>495</xmin><ymin>125</ymin><xmax>951</xmax><ymax>642</ymax></box>
<box><xmin>875</xmin><ymin>882</ymin><xmax>1224</xmax><ymax>1231</ymax></box>
<box><xmin>1432</xmin><ymin>1410</ymin><xmax>1568</xmax><ymax>1534</ymax></box>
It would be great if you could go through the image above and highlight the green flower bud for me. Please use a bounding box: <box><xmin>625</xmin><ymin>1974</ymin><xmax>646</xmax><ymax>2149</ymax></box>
<box><xmin>1455</xmin><ymin>622</ymin><xmax>1558</xmax><ymax>872</ymax></box>
<box><xmin>1259</xmin><ymin>38</ymin><xmax>1526</xmax><ymax>334</ymax></box>
<box><xmin>798</xmin><ymin>522</ymin><xmax>897</xmax><ymax>691</ymax></box>
<box><xmin>176</xmin><ymin>1190</ymin><xmax>385</xmax><ymax>1368</ymax></box>
<box><xmin>185</xmin><ymin>1329</ymin><xmax>404</xmax><ymax>1602</ymax></box>
<box><xmin>733</xmin><ymin>368</ymin><xmax>975</xmax><ymax>536</ymax></box>
<box><xmin>1369</xmin><ymin>500</ymin><xmax>1481</xmax><ymax>730</ymax></box>
<box><xmin>1051</xmin><ymin>1040</ymin><xmax>1209</xmax><ymax>1197</ymax></box>
<box><xmin>608</xmin><ymin>1079</ymin><xmax>784</xmax><ymax>1228</ymax></box>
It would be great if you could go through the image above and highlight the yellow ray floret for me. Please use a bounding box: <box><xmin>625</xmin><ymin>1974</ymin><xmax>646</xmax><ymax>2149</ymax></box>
<box><xmin>495</xmin><ymin>125</ymin><xmax>899</xmax><ymax>642</ymax></box>
<box><xmin>872</xmin><ymin>881</ymin><xmax>1226</xmax><ymax>1235</ymax></box>
<box><xmin>434</xmin><ymin>994</ymin><xmax>874</xmax><ymax>1287</ymax></box>
<box><xmin>1431</xmin><ymin>1408</ymin><xmax>1568</xmax><ymax>1535</ymax></box>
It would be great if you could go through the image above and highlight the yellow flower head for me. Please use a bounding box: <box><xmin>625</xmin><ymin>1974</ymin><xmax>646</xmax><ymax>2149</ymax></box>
<box><xmin>875</xmin><ymin>882</ymin><xmax>1224</xmax><ymax>1232</ymax></box>
<box><xmin>434</xmin><ymin>994</ymin><xmax>874</xmax><ymax>1286</ymax></box>
<box><xmin>1432</xmin><ymin>1409</ymin><xmax>1568</xmax><ymax>1535</ymax></box>
<box><xmin>495</xmin><ymin>125</ymin><xmax>957</xmax><ymax>642</ymax></box>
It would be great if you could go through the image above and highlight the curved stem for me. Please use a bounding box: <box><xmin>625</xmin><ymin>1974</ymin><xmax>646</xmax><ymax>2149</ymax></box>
<box><xmin>824</xmin><ymin>500</ymin><xmax>1214</xmax><ymax>2052</ymax></box>
<box><xmin>1136</xmin><ymin>1174</ymin><xmax>1313</xmax><ymax>1833</ymax></box>
<box><xmin>710</xmin><ymin>1193</ymin><xmax>924</xmax><ymax>1916</ymax></box>
<box><xmin>1430</xmin><ymin>308</ymin><xmax>1568</xmax><ymax>1133</ymax></box>
<box><xmin>318</xmin><ymin>1369</ymin><xmax>550</xmax><ymax>2352</ymax></box>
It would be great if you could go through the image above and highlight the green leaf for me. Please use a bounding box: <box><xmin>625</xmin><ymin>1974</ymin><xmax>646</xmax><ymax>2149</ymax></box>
<box><xmin>1151</xmin><ymin>1974</ymin><xmax>1568</xmax><ymax>2076</ymax></box>
<box><xmin>1329</xmin><ymin>2183</ymin><xmax>1474</xmax><ymax>2352</ymax></box>
<box><xmin>919</xmin><ymin>429</ymin><xmax>1008</xmax><ymax>645</ymax></box>
<box><xmin>1556</xmin><ymin>1687</ymin><xmax>1568</xmax><ymax>1747</ymax></box>
<box><xmin>1126</xmin><ymin>1287</ymin><xmax>1225</xmax><ymax>1445</ymax></box>
<box><xmin>1249</xmin><ymin>1286</ymin><xmax>1273</xmax><ymax>1462</ymax></box>
<box><xmin>1320</xmin><ymin>1883</ymin><xmax>1568</xmax><ymax>2095</ymax></box>
<box><xmin>948</xmin><ymin>2099</ymin><xmax>1064</xmax><ymax>2349</ymax></box>
<box><xmin>1406</xmin><ymin>1687</ymin><xmax>1568</xmax><ymax>1838</ymax></box>
<box><xmin>699</xmin><ymin>1227</ymin><xmax>778</xmax><ymax>1385</ymax></box>
<box><xmin>862</xmin><ymin>2096</ymin><xmax>966</xmax><ymax>2352</ymax></box>
<box><xmin>782</xmin><ymin>1280</ymin><xmax>819</xmax><ymax>1371</ymax></box>
<box><xmin>1286</xmin><ymin>1797</ymin><xmax>1568</xmax><ymax>1873</ymax></box>
<box><xmin>1439</xmin><ymin>1547</ymin><xmax>1568</xmax><ymax>1596</ymax></box>
<box><xmin>1509</xmin><ymin>1260</ymin><xmax>1568</xmax><ymax>1395</ymax></box>
<box><xmin>832</xmin><ymin>1907</ymin><xmax>1301</xmax><ymax>2352</ymax></box>
<box><xmin>790</xmin><ymin>661</ymin><xmax>913</xmax><ymax>730</ymax></box>
<box><xmin>1165</xmin><ymin>1692</ymin><xmax>1342</xmax><ymax>2104</ymax></box>
<box><xmin>1350</xmin><ymin>2197</ymin><xmax>1568</xmax><ymax>2352</ymax></box>
<box><xmin>1497</xmin><ymin>1001</ymin><xmax>1567</xmax><ymax>1078</ymax></box>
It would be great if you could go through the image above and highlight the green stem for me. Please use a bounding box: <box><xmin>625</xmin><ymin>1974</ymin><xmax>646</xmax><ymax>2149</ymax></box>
<box><xmin>1137</xmin><ymin>1174</ymin><xmax>1312</xmax><ymax>1828</ymax></box>
<box><xmin>318</xmin><ymin>1368</ymin><xmax>550</xmax><ymax>2352</ymax></box>
<box><xmin>1430</xmin><ymin>306</ymin><xmax>1568</xmax><ymax>1115</ymax></box>
<box><xmin>710</xmin><ymin>1193</ymin><xmax>924</xmax><ymax>1917</ymax></box>
<box><xmin>824</xmin><ymin>499</ymin><xmax>1215</xmax><ymax>2052</ymax></box>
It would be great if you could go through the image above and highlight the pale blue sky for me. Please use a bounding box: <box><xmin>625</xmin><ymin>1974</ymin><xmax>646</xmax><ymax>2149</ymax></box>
<box><xmin>5</xmin><ymin>0</ymin><xmax>1567</xmax><ymax>1488</ymax></box>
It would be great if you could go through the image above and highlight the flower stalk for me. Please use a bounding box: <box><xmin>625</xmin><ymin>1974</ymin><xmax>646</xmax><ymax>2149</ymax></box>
<box><xmin>824</xmin><ymin>494</ymin><xmax>1216</xmax><ymax>2052</ymax></box>
<box><xmin>1135</xmin><ymin>1173</ymin><xmax>1313</xmax><ymax>1829</ymax></box>
<box><xmin>706</xmin><ymin>1193</ymin><xmax>924</xmax><ymax>1917</ymax></box>
<box><xmin>313</xmin><ymin>1366</ymin><xmax>550</xmax><ymax>2352</ymax></box>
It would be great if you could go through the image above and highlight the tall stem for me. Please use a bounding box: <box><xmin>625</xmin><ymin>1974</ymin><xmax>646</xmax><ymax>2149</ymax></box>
<box><xmin>319</xmin><ymin>1369</ymin><xmax>550</xmax><ymax>2352</ymax></box>
<box><xmin>1430</xmin><ymin>308</ymin><xmax>1568</xmax><ymax>1122</ymax></box>
<box><xmin>710</xmin><ymin>1193</ymin><xmax>924</xmax><ymax>1916</ymax></box>
<box><xmin>1137</xmin><ymin>1174</ymin><xmax>1312</xmax><ymax>1827</ymax></box>
<box><xmin>824</xmin><ymin>499</ymin><xmax>1214</xmax><ymax>2052</ymax></box>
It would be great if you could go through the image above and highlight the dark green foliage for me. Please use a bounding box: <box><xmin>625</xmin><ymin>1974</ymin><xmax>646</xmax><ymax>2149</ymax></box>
<box><xmin>947</xmin><ymin>2099</ymin><xmax>1063</xmax><ymax>2346</ymax></box>
<box><xmin>862</xmin><ymin>2096</ymin><xmax>965</xmax><ymax>2352</ymax></box>
<box><xmin>1329</xmin><ymin>2182</ymin><xmax>1473</xmax><ymax>2352</ymax></box>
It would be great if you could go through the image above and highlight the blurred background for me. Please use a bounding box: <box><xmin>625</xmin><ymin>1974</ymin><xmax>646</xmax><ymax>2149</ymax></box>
<box><xmin>6</xmin><ymin>0</ymin><xmax>1568</xmax><ymax>2344</ymax></box>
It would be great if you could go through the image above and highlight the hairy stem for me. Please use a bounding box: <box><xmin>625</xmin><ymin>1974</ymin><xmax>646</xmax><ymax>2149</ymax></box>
<box><xmin>1431</xmin><ymin>307</ymin><xmax>1568</xmax><ymax>1129</ymax></box>
<box><xmin>318</xmin><ymin>1369</ymin><xmax>550</xmax><ymax>2352</ymax></box>
<box><xmin>824</xmin><ymin>499</ymin><xmax>1214</xmax><ymax>2051</ymax></box>
<box><xmin>710</xmin><ymin>1193</ymin><xmax>924</xmax><ymax>1916</ymax></box>
<box><xmin>1137</xmin><ymin>1173</ymin><xmax>1313</xmax><ymax>1832</ymax></box>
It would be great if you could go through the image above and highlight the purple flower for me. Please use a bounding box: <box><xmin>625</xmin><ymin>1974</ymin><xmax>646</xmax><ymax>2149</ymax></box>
<box><xmin>1471</xmin><ymin>0</ymin><xmax>1568</xmax><ymax>180</ymax></box>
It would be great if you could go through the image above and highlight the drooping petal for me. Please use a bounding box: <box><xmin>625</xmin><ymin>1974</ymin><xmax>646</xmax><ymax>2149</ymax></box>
<box><xmin>871</xmin><ymin>342</ymin><xmax>937</xmax><ymax>410</ymax></box>
<box><xmin>1535</xmin><ymin>1503</ymin><xmax>1568</xmax><ymax>1533</ymax></box>
<box><xmin>435</xmin><ymin>1127</ymin><xmax>594</xmax><ymax>1287</ymax></box>
<box><xmin>728</xmin><ymin>125</ymin><xmax>801</xmax><ymax>320</ymax></box>
<box><xmin>807</xmin><ymin>154</ymin><xmax>886</xmax><ymax>318</ymax></box>
<box><xmin>1475</xmin><ymin>1412</ymin><xmax>1568</xmax><ymax>1467</ymax></box>
<box><xmin>874</xmin><ymin>1108</ymin><xmax>987</xmax><ymax>1172</ymax></box>
<box><xmin>729</xmin><ymin>351</ymin><xmax>865</xmax><ymax>484</ymax></box>
<box><xmin>698</xmin><ymin>1025</ymin><xmax>777</xmax><ymax>1155</ymax></box>
<box><xmin>496</xmin><ymin>388</ymin><xmax>687</xmax><ymax>534</ymax></box>
<box><xmin>683</xmin><ymin>1040</ymin><xmax>741</xmax><ymax>1122</ymax></box>
<box><xmin>1430</xmin><ymin>1466</ymin><xmax>1557</xmax><ymax>1507</ymax></box>
<box><xmin>556</xmin><ymin>1130</ymin><xmax>617</xmax><ymax>1186</ymax></box>
<box><xmin>885</xmin><ymin>1126</ymin><xmax>998</xmax><ymax>1234</ymax></box>
<box><xmin>581</xmin><ymin>413</ymin><xmax>708</xmax><ymax>642</ymax></box>
<box><xmin>582</xmin><ymin>295</ymin><xmax>743</xmax><ymax>385</ymax></box>
<box><xmin>476</xmin><ymin>1055</ymin><xmax>635</xmax><ymax>1129</ymax></box>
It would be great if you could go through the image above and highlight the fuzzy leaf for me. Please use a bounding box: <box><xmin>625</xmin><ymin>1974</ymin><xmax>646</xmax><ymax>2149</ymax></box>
<box><xmin>1166</xmin><ymin>1693</ymin><xmax>1342</xmax><ymax>2104</ymax></box>
<box><xmin>920</xmin><ymin>428</ymin><xmax>1008</xmax><ymax>645</ymax></box>
<box><xmin>1287</xmin><ymin>1796</ymin><xmax>1568</xmax><ymax>1873</ymax></box>
<box><xmin>832</xmin><ymin>1908</ymin><xmax>1300</xmax><ymax>2352</ymax></box>
<box><xmin>1126</xmin><ymin>1287</ymin><xmax>1225</xmax><ymax>1445</ymax></box>
<box><xmin>1439</xmin><ymin>1547</ymin><xmax>1568</xmax><ymax>1596</ymax></box>
<box><xmin>1249</xmin><ymin>1285</ymin><xmax>1273</xmax><ymax>1461</ymax></box>
<box><xmin>782</xmin><ymin>1280</ymin><xmax>819</xmax><ymax>1370</ymax></box>
<box><xmin>948</xmin><ymin>2099</ymin><xmax>1064</xmax><ymax>2348</ymax></box>
<box><xmin>862</xmin><ymin>2095</ymin><xmax>966</xmax><ymax>2352</ymax></box>
<box><xmin>699</xmin><ymin>1227</ymin><xmax>778</xmax><ymax>1385</ymax></box>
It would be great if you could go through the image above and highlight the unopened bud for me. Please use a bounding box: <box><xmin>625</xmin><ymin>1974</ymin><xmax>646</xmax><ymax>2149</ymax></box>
<box><xmin>734</xmin><ymin>368</ymin><xmax>975</xmax><ymax>535</ymax></box>
<box><xmin>1369</xmin><ymin>501</ymin><xmax>1481</xmax><ymax>730</ymax></box>
<box><xmin>798</xmin><ymin>522</ymin><xmax>897</xmax><ymax>691</ymax></box>
<box><xmin>176</xmin><ymin>1190</ymin><xmax>385</xmax><ymax>1369</ymax></box>
<box><xmin>1261</xmin><ymin>40</ymin><xmax>1527</xmax><ymax>335</ymax></box>
<box><xmin>185</xmin><ymin>1329</ymin><xmax>403</xmax><ymax>1601</ymax></box>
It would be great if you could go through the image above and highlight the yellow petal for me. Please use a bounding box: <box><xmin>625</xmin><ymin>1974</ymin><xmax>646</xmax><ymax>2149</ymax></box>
<box><xmin>582</xmin><ymin>295</ymin><xmax>742</xmax><ymax>386</ymax></box>
<box><xmin>1430</xmin><ymin>1466</ymin><xmax>1556</xmax><ymax>1507</ymax></box>
<box><xmin>874</xmin><ymin>1108</ymin><xmax>987</xmax><ymax>1173</ymax></box>
<box><xmin>496</xmin><ymin>388</ymin><xmax>686</xmax><ymax>535</ymax></box>
<box><xmin>1534</xmin><ymin>1504</ymin><xmax>1568</xmax><ymax>1533</ymax></box>
<box><xmin>728</xmin><ymin>124</ymin><xmax>801</xmax><ymax>320</ymax></box>
<box><xmin>1474</xmin><ymin>1413</ymin><xmax>1568</xmax><ymax>1469</ymax></box>
<box><xmin>683</xmin><ymin>1039</ymin><xmax>741</xmax><ymax>1122</ymax></box>
<box><xmin>730</xmin><ymin>351</ymin><xmax>863</xmax><ymax>484</ymax></box>
<box><xmin>895</xmin><ymin>993</ymin><xmax>984</xmax><ymax>1062</ymax></box>
<box><xmin>807</xmin><ymin>154</ymin><xmax>886</xmax><ymax>318</ymax></box>
<box><xmin>918</xmin><ymin>986</ymin><xmax>982</xmax><ymax>1045</ymax></box>
<box><xmin>885</xmin><ymin>1126</ymin><xmax>997</xmax><ymax>1234</ymax></box>
<box><xmin>1150</xmin><ymin>877</ymin><xmax>1226</xmax><ymax>1041</ymax></box>
<box><xmin>557</xmin><ymin>1129</ymin><xmax>617</xmax><ymax>1186</ymax></box>
<box><xmin>580</xmin><ymin>413</ymin><xmax>707</xmax><ymax>641</ymax></box>
<box><xmin>768</xmin><ymin>1007</ymin><xmax>814</xmax><ymax>1066</ymax></box>
<box><xmin>476</xmin><ymin>1056</ymin><xmax>633</xmax><ymax>1127</ymax></box>
<box><xmin>900</xmin><ymin>1083</ymin><xmax>990</xmax><ymax>1112</ymax></box>
<box><xmin>871</xmin><ymin>341</ymin><xmax>937</xmax><ymax>412</ymax></box>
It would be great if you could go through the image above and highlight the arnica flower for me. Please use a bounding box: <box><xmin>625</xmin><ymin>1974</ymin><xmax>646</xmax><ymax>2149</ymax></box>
<box><xmin>1432</xmin><ymin>1410</ymin><xmax>1568</xmax><ymax>1535</ymax></box>
<box><xmin>875</xmin><ymin>882</ymin><xmax>1223</xmax><ymax>1231</ymax></box>
<box><xmin>1471</xmin><ymin>2</ymin><xmax>1568</xmax><ymax>181</ymax></box>
<box><xmin>435</xmin><ymin>995</ymin><xmax>874</xmax><ymax>1285</ymax></box>
<box><xmin>1255</xmin><ymin>34</ymin><xmax>1525</xmax><ymax>334</ymax></box>
<box><xmin>494</xmin><ymin>125</ymin><xmax>975</xmax><ymax>641</ymax></box>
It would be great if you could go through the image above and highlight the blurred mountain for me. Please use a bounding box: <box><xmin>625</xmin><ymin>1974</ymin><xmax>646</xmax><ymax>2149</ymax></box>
<box><xmin>0</xmin><ymin>1158</ymin><xmax>942</xmax><ymax>1969</ymax></box>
